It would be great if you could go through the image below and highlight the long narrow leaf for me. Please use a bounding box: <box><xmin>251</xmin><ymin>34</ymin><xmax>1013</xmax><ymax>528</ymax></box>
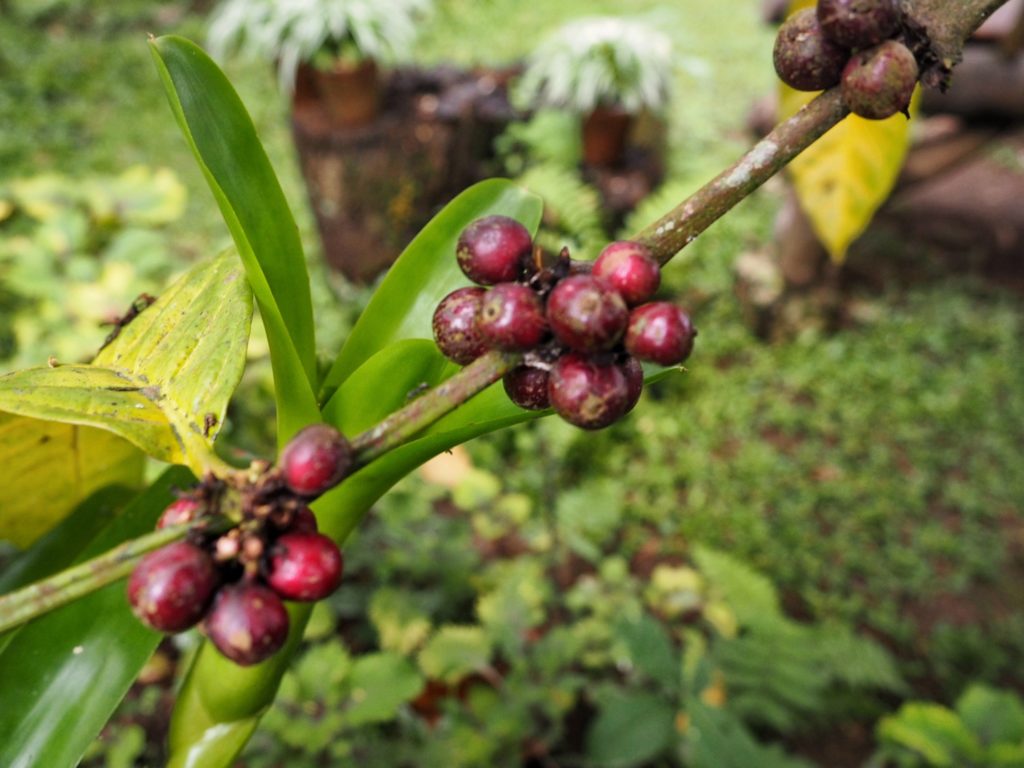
<box><xmin>0</xmin><ymin>468</ymin><xmax>194</xmax><ymax>768</ymax></box>
<box><xmin>149</xmin><ymin>35</ymin><xmax>320</xmax><ymax>443</ymax></box>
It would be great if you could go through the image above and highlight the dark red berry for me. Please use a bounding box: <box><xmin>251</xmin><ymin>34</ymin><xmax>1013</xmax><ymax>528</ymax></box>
<box><xmin>127</xmin><ymin>541</ymin><xmax>219</xmax><ymax>633</ymax></box>
<box><xmin>478</xmin><ymin>283</ymin><xmax>547</xmax><ymax>351</ymax></box>
<box><xmin>622</xmin><ymin>356</ymin><xmax>644</xmax><ymax>414</ymax></box>
<box><xmin>841</xmin><ymin>40</ymin><xmax>918</xmax><ymax>120</ymax></box>
<box><xmin>818</xmin><ymin>0</ymin><xmax>900</xmax><ymax>50</ymax></box>
<box><xmin>592</xmin><ymin>241</ymin><xmax>661</xmax><ymax>306</ymax></box>
<box><xmin>156</xmin><ymin>497</ymin><xmax>201</xmax><ymax>529</ymax></box>
<box><xmin>266</xmin><ymin>532</ymin><xmax>344</xmax><ymax>602</ymax></box>
<box><xmin>280</xmin><ymin>424</ymin><xmax>353</xmax><ymax>497</ymax></box>
<box><xmin>456</xmin><ymin>215</ymin><xmax>534</xmax><ymax>285</ymax></box>
<box><xmin>773</xmin><ymin>8</ymin><xmax>848</xmax><ymax>92</ymax></box>
<box><xmin>433</xmin><ymin>286</ymin><xmax>488</xmax><ymax>365</ymax></box>
<box><xmin>206</xmin><ymin>583</ymin><xmax>290</xmax><ymax>666</ymax></box>
<box><xmin>291</xmin><ymin>506</ymin><xmax>319</xmax><ymax>534</ymax></box>
<box><xmin>625</xmin><ymin>303</ymin><xmax>696</xmax><ymax>366</ymax></box>
<box><xmin>546</xmin><ymin>275</ymin><xmax>629</xmax><ymax>352</ymax></box>
<box><xmin>548</xmin><ymin>353</ymin><xmax>631</xmax><ymax>430</ymax></box>
<box><xmin>503</xmin><ymin>365</ymin><xmax>550</xmax><ymax>410</ymax></box>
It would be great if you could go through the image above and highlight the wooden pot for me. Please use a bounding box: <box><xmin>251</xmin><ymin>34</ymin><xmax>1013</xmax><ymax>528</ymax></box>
<box><xmin>314</xmin><ymin>58</ymin><xmax>380</xmax><ymax>127</ymax></box>
<box><xmin>581</xmin><ymin>105</ymin><xmax>634</xmax><ymax>167</ymax></box>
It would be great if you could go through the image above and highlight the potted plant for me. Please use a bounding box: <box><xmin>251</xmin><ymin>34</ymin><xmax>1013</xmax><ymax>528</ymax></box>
<box><xmin>515</xmin><ymin>17</ymin><xmax>674</xmax><ymax>167</ymax></box>
<box><xmin>207</xmin><ymin>0</ymin><xmax>432</xmax><ymax>126</ymax></box>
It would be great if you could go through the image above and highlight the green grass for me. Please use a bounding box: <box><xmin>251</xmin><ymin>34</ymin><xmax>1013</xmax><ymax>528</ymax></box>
<box><xmin>5</xmin><ymin>0</ymin><xmax>1024</xmax><ymax>736</ymax></box>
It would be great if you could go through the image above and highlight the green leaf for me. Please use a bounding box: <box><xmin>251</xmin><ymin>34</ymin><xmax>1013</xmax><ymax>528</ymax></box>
<box><xmin>586</xmin><ymin>690</ymin><xmax>676</xmax><ymax>768</ymax></box>
<box><xmin>692</xmin><ymin>545</ymin><xmax>782</xmax><ymax>630</ymax></box>
<box><xmin>369</xmin><ymin>587</ymin><xmax>433</xmax><ymax>656</ymax></box>
<box><xmin>616</xmin><ymin>614</ymin><xmax>679</xmax><ymax>692</ymax></box>
<box><xmin>685</xmin><ymin>701</ymin><xmax>812</xmax><ymax>768</ymax></box>
<box><xmin>149</xmin><ymin>35</ymin><xmax>319</xmax><ymax>442</ymax></box>
<box><xmin>0</xmin><ymin>413</ymin><xmax>144</xmax><ymax>546</ymax></box>
<box><xmin>322</xmin><ymin>339</ymin><xmax>454</xmax><ymax>436</ymax></box>
<box><xmin>0</xmin><ymin>251</ymin><xmax>252</xmax><ymax>473</ymax></box>
<box><xmin>320</xmin><ymin>179</ymin><xmax>543</xmax><ymax>394</ymax></box>
<box><xmin>876</xmin><ymin>702</ymin><xmax>985</xmax><ymax>766</ymax></box>
<box><xmin>956</xmin><ymin>685</ymin><xmax>1024</xmax><ymax>747</ymax></box>
<box><xmin>0</xmin><ymin>467</ymin><xmax>194</xmax><ymax>768</ymax></box>
<box><xmin>343</xmin><ymin>653</ymin><xmax>424</xmax><ymax>727</ymax></box>
<box><xmin>417</xmin><ymin>625</ymin><xmax>492</xmax><ymax>685</ymax></box>
<box><xmin>778</xmin><ymin>79</ymin><xmax>918</xmax><ymax>262</ymax></box>
<box><xmin>0</xmin><ymin>485</ymin><xmax>137</xmax><ymax>596</ymax></box>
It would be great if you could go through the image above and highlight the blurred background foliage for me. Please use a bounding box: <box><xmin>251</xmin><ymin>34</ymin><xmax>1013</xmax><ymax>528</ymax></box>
<box><xmin>2</xmin><ymin>0</ymin><xmax>1023</xmax><ymax>766</ymax></box>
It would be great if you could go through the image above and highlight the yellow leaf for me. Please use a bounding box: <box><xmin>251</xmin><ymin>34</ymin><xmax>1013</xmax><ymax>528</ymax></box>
<box><xmin>777</xmin><ymin>0</ymin><xmax>919</xmax><ymax>261</ymax></box>
<box><xmin>0</xmin><ymin>412</ymin><xmax>144</xmax><ymax>546</ymax></box>
<box><xmin>0</xmin><ymin>251</ymin><xmax>252</xmax><ymax>473</ymax></box>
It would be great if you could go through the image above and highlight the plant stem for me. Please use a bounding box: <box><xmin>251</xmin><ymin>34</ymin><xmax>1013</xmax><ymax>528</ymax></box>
<box><xmin>636</xmin><ymin>89</ymin><xmax>849</xmax><ymax>264</ymax></box>
<box><xmin>0</xmin><ymin>516</ymin><xmax>231</xmax><ymax>635</ymax></box>
<box><xmin>350</xmin><ymin>349</ymin><xmax>521</xmax><ymax>465</ymax></box>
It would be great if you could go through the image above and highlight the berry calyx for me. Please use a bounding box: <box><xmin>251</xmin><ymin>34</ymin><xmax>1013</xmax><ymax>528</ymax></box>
<box><xmin>817</xmin><ymin>0</ymin><xmax>900</xmax><ymax>51</ymax></box>
<box><xmin>156</xmin><ymin>497</ymin><xmax>201</xmax><ymax>529</ymax></box>
<box><xmin>127</xmin><ymin>541</ymin><xmax>219</xmax><ymax>633</ymax></box>
<box><xmin>625</xmin><ymin>303</ymin><xmax>696</xmax><ymax>366</ymax></box>
<box><xmin>477</xmin><ymin>283</ymin><xmax>548</xmax><ymax>351</ymax></box>
<box><xmin>841</xmin><ymin>40</ymin><xmax>918</xmax><ymax>120</ymax></box>
<box><xmin>773</xmin><ymin>8</ymin><xmax>848</xmax><ymax>92</ymax></box>
<box><xmin>266</xmin><ymin>532</ymin><xmax>344</xmax><ymax>602</ymax></box>
<box><xmin>592</xmin><ymin>241</ymin><xmax>661</xmax><ymax>306</ymax></box>
<box><xmin>456</xmin><ymin>215</ymin><xmax>534</xmax><ymax>285</ymax></box>
<box><xmin>503</xmin><ymin>365</ymin><xmax>551</xmax><ymax>411</ymax></box>
<box><xmin>432</xmin><ymin>286</ymin><xmax>488</xmax><ymax>365</ymax></box>
<box><xmin>547</xmin><ymin>275</ymin><xmax>629</xmax><ymax>352</ymax></box>
<box><xmin>205</xmin><ymin>583</ymin><xmax>290</xmax><ymax>666</ymax></box>
<box><xmin>279</xmin><ymin>424</ymin><xmax>353</xmax><ymax>498</ymax></box>
<box><xmin>548</xmin><ymin>353</ymin><xmax>631</xmax><ymax>430</ymax></box>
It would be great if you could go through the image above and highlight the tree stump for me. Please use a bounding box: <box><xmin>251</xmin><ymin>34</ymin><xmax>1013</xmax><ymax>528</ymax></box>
<box><xmin>291</xmin><ymin>67</ymin><xmax>520</xmax><ymax>282</ymax></box>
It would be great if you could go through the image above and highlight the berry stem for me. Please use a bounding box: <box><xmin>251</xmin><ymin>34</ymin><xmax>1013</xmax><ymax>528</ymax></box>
<box><xmin>635</xmin><ymin>89</ymin><xmax>849</xmax><ymax>264</ymax></box>
<box><xmin>0</xmin><ymin>516</ymin><xmax>232</xmax><ymax>635</ymax></box>
<box><xmin>350</xmin><ymin>348</ymin><xmax>522</xmax><ymax>465</ymax></box>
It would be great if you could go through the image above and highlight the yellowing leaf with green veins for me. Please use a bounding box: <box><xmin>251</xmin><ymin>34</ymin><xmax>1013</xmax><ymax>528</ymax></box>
<box><xmin>778</xmin><ymin>76</ymin><xmax>918</xmax><ymax>263</ymax></box>
<box><xmin>0</xmin><ymin>412</ymin><xmax>144</xmax><ymax>546</ymax></box>
<box><xmin>0</xmin><ymin>250</ymin><xmax>252</xmax><ymax>473</ymax></box>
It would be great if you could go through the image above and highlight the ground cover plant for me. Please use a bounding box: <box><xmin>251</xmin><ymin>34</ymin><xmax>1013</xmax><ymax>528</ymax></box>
<box><xmin>1</xmin><ymin>1</ymin><xmax>1022</xmax><ymax>766</ymax></box>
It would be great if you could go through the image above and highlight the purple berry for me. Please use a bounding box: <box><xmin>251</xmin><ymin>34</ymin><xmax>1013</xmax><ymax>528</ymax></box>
<box><xmin>433</xmin><ymin>286</ymin><xmax>488</xmax><ymax>365</ymax></box>
<box><xmin>503</xmin><ymin>365</ymin><xmax>551</xmax><ymax>410</ymax></box>
<box><xmin>456</xmin><ymin>215</ymin><xmax>534</xmax><ymax>285</ymax></box>
<box><xmin>773</xmin><ymin>8</ymin><xmax>848</xmax><ymax>92</ymax></box>
<box><xmin>818</xmin><ymin>0</ymin><xmax>900</xmax><ymax>50</ymax></box>
<box><xmin>592</xmin><ymin>241</ymin><xmax>661</xmax><ymax>306</ymax></box>
<box><xmin>280</xmin><ymin>424</ymin><xmax>353</xmax><ymax>497</ymax></box>
<box><xmin>622</xmin><ymin>356</ymin><xmax>644</xmax><ymax>414</ymax></box>
<box><xmin>291</xmin><ymin>506</ymin><xmax>319</xmax><ymax>534</ymax></box>
<box><xmin>546</xmin><ymin>275</ymin><xmax>629</xmax><ymax>352</ymax></box>
<box><xmin>625</xmin><ymin>303</ymin><xmax>696</xmax><ymax>366</ymax></box>
<box><xmin>548</xmin><ymin>353</ymin><xmax>631</xmax><ymax>430</ymax></box>
<box><xmin>127</xmin><ymin>541</ymin><xmax>219</xmax><ymax>633</ymax></box>
<box><xmin>156</xmin><ymin>497</ymin><xmax>201</xmax><ymax>529</ymax></box>
<box><xmin>267</xmin><ymin>532</ymin><xmax>344</xmax><ymax>602</ymax></box>
<box><xmin>206</xmin><ymin>583</ymin><xmax>290</xmax><ymax>666</ymax></box>
<box><xmin>841</xmin><ymin>40</ymin><xmax>918</xmax><ymax>120</ymax></box>
<box><xmin>478</xmin><ymin>283</ymin><xmax>548</xmax><ymax>351</ymax></box>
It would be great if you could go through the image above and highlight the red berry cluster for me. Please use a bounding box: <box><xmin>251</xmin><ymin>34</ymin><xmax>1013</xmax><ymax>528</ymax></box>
<box><xmin>432</xmin><ymin>215</ymin><xmax>696</xmax><ymax>430</ymax></box>
<box><xmin>127</xmin><ymin>425</ymin><xmax>353</xmax><ymax>666</ymax></box>
<box><xmin>773</xmin><ymin>0</ymin><xmax>918</xmax><ymax>120</ymax></box>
